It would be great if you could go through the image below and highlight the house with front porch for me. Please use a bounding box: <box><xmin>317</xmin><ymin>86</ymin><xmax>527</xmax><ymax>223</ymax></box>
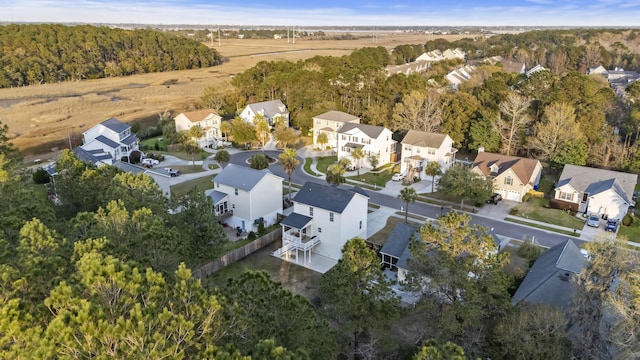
<box><xmin>337</xmin><ymin>123</ymin><xmax>395</xmax><ymax>169</ymax></box>
<box><xmin>553</xmin><ymin>164</ymin><xmax>637</xmax><ymax>220</ymax></box>
<box><xmin>400</xmin><ymin>130</ymin><xmax>457</xmax><ymax>181</ymax></box>
<box><xmin>273</xmin><ymin>182</ymin><xmax>369</xmax><ymax>273</ymax></box>
<box><xmin>81</xmin><ymin>117</ymin><xmax>139</xmax><ymax>164</ymax></box>
<box><xmin>239</xmin><ymin>99</ymin><xmax>289</xmax><ymax>127</ymax></box>
<box><xmin>471</xmin><ymin>151</ymin><xmax>543</xmax><ymax>202</ymax></box>
<box><xmin>174</xmin><ymin>109</ymin><xmax>222</xmax><ymax>147</ymax></box>
<box><xmin>207</xmin><ymin>164</ymin><xmax>283</xmax><ymax>232</ymax></box>
<box><xmin>312</xmin><ymin>110</ymin><xmax>361</xmax><ymax>150</ymax></box>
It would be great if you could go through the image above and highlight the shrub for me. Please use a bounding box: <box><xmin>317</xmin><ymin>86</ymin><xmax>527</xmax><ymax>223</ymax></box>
<box><xmin>522</xmin><ymin>193</ymin><xmax>531</xmax><ymax>202</ymax></box>
<box><xmin>622</xmin><ymin>213</ymin><xmax>635</xmax><ymax>226</ymax></box>
<box><xmin>257</xmin><ymin>221</ymin><xmax>266</xmax><ymax>236</ymax></box>
<box><xmin>250</xmin><ymin>154</ymin><xmax>269</xmax><ymax>170</ymax></box>
<box><xmin>154</xmin><ymin>141</ymin><xmax>160</xmax><ymax>150</ymax></box>
<box><xmin>32</xmin><ymin>168</ymin><xmax>51</xmax><ymax>184</ymax></box>
<box><xmin>248</xmin><ymin>231</ymin><xmax>257</xmax><ymax>240</ymax></box>
<box><xmin>518</xmin><ymin>242</ymin><xmax>543</xmax><ymax>267</ymax></box>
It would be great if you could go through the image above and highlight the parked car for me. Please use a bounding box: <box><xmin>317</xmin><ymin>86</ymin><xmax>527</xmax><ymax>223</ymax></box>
<box><xmin>605</xmin><ymin>218</ymin><xmax>619</xmax><ymax>232</ymax></box>
<box><xmin>141</xmin><ymin>158</ymin><xmax>159</xmax><ymax>167</ymax></box>
<box><xmin>486</xmin><ymin>193</ymin><xmax>502</xmax><ymax>205</ymax></box>
<box><xmin>391</xmin><ymin>173</ymin><xmax>405</xmax><ymax>181</ymax></box>
<box><xmin>587</xmin><ymin>214</ymin><xmax>600</xmax><ymax>228</ymax></box>
<box><xmin>166</xmin><ymin>168</ymin><xmax>180</xmax><ymax>177</ymax></box>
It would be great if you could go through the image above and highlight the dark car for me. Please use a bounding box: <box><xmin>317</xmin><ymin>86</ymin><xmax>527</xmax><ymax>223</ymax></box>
<box><xmin>605</xmin><ymin>219</ymin><xmax>619</xmax><ymax>232</ymax></box>
<box><xmin>486</xmin><ymin>193</ymin><xmax>502</xmax><ymax>205</ymax></box>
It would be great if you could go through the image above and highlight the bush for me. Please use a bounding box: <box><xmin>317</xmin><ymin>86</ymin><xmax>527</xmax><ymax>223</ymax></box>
<box><xmin>247</xmin><ymin>231</ymin><xmax>257</xmax><ymax>240</ymax></box>
<box><xmin>250</xmin><ymin>154</ymin><xmax>269</xmax><ymax>170</ymax></box>
<box><xmin>622</xmin><ymin>213</ymin><xmax>635</xmax><ymax>226</ymax></box>
<box><xmin>521</xmin><ymin>193</ymin><xmax>531</xmax><ymax>202</ymax></box>
<box><xmin>518</xmin><ymin>242</ymin><xmax>543</xmax><ymax>267</ymax></box>
<box><xmin>32</xmin><ymin>168</ymin><xmax>50</xmax><ymax>184</ymax></box>
<box><xmin>257</xmin><ymin>221</ymin><xmax>266</xmax><ymax>236</ymax></box>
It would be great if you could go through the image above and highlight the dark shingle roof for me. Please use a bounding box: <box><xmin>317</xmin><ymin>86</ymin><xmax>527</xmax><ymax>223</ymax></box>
<box><xmin>512</xmin><ymin>239</ymin><xmax>586</xmax><ymax>309</ymax></box>
<box><xmin>101</xmin><ymin>117</ymin><xmax>130</xmax><ymax>133</ymax></box>
<box><xmin>73</xmin><ymin>147</ymin><xmax>102</xmax><ymax>165</ymax></box>
<box><xmin>380</xmin><ymin>223</ymin><xmax>418</xmax><ymax>259</ymax></box>
<box><xmin>337</xmin><ymin>122</ymin><xmax>387</xmax><ymax>139</ymax></box>
<box><xmin>313</xmin><ymin>110</ymin><xmax>360</xmax><ymax>123</ymax></box>
<box><xmin>121</xmin><ymin>134</ymin><xmax>139</xmax><ymax>146</ymax></box>
<box><xmin>205</xmin><ymin>189</ymin><xmax>229</xmax><ymax>204</ymax></box>
<box><xmin>293</xmin><ymin>182</ymin><xmax>368</xmax><ymax>213</ymax></box>
<box><xmin>94</xmin><ymin>135</ymin><xmax>120</xmax><ymax>149</ymax></box>
<box><xmin>280</xmin><ymin>213</ymin><xmax>313</xmax><ymax>229</ymax></box>
<box><xmin>214</xmin><ymin>164</ymin><xmax>281</xmax><ymax>191</ymax></box>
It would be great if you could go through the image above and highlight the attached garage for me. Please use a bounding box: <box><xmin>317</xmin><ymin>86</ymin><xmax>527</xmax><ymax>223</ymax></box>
<box><xmin>506</xmin><ymin>190</ymin><xmax>521</xmax><ymax>202</ymax></box>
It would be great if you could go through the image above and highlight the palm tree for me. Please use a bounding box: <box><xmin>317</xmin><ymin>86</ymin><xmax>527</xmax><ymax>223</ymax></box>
<box><xmin>219</xmin><ymin>120</ymin><xmax>232</xmax><ymax>142</ymax></box>
<box><xmin>316</xmin><ymin>132</ymin><xmax>329</xmax><ymax>150</ymax></box>
<box><xmin>279</xmin><ymin>148</ymin><xmax>300</xmax><ymax>201</ymax></box>
<box><xmin>424</xmin><ymin>161</ymin><xmax>443</xmax><ymax>193</ymax></box>
<box><xmin>326</xmin><ymin>164</ymin><xmax>346</xmax><ymax>186</ymax></box>
<box><xmin>398</xmin><ymin>187</ymin><xmax>418</xmax><ymax>224</ymax></box>
<box><xmin>213</xmin><ymin>149</ymin><xmax>230</xmax><ymax>168</ymax></box>
<box><xmin>351</xmin><ymin>148</ymin><xmax>365</xmax><ymax>176</ymax></box>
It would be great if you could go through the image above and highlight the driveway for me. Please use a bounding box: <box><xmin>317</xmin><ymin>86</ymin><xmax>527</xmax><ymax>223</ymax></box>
<box><xmin>476</xmin><ymin>200</ymin><xmax>518</xmax><ymax>220</ymax></box>
<box><xmin>579</xmin><ymin>221</ymin><xmax>617</xmax><ymax>241</ymax></box>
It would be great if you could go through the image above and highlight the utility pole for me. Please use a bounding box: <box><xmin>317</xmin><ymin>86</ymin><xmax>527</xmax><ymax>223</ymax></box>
<box><xmin>210</xmin><ymin>28</ymin><xmax>214</xmax><ymax>47</ymax></box>
<box><xmin>287</xmin><ymin>26</ymin><xmax>290</xmax><ymax>44</ymax></box>
<box><xmin>218</xmin><ymin>27</ymin><xmax>221</xmax><ymax>47</ymax></box>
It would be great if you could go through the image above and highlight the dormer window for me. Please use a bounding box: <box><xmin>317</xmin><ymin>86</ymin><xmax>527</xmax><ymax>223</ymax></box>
<box><xmin>490</xmin><ymin>164</ymin><xmax>499</xmax><ymax>173</ymax></box>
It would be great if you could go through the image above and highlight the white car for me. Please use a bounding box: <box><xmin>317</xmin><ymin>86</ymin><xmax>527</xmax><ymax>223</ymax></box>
<box><xmin>586</xmin><ymin>214</ymin><xmax>600</xmax><ymax>228</ymax></box>
<box><xmin>141</xmin><ymin>158</ymin><xmax>159</xmax><ymax>167</ymax></box>
<box><xmin>391</xmin><ymin>173</ymin><xmax>405</xmax><ymax>181</ymax></box>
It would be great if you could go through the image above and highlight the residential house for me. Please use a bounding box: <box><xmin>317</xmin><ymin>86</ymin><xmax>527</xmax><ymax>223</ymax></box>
<box><xmin>446</xmin><ymin>65</ymin><xmax>477</xmax><ymax>89</ymax></box>
<box><xmin>485</xmin><ymin>56</ymin><xmax>526</xmax><ymax>74</ymax></box>
<box><xmin>273</xmin><ymin>182</ymin><xmax>369</xmax><ymax>273</ymax></box>
<box><xmin>586</xmin><ymin>65</ymin><xmax>640</xmax><ymax>99</ymax></box>
<box><xmin>337</xmin><ymin>123</ymin><xmax>395</xmax><ymax>169</ymax></box>
<box><xmin>416</xmin><ymin>49</ymin><xmax>444</xmax><ymax>62</ymax></box>
<box><xmin>553</xmin><ymin>164</ymin><xmax>637</xmax><ymax>220</ymax></box>
<box><xmin>239</xmin><ymin>99</ymin><xmax>289</xmax><ymax>127</ymax></box>
<box><xmin>174</xmin><ymin>109</ymin><xmax>222</xmax><ymax>147</ymax></box>
<box><xmin>525</xmin><ymin>64</ymin><xmax>546</xmax><ymax>77</ymax></box>
<box><xmin>442</xmin><ymin>48</ymin><xmax>466</xmax><ymax>61</ymax></box>
<box><xmin>512</xmin><ymin>239</ymin><xmax>586</xmax><ymax>310</ymax></box>
<box><xmin>471</xmin><ymin>151</ymin><xmax>543</xmax><ymax>202</ymax></box>
<box><xmin>400</xmin><ymin>130</ymin><xmax>457</xmax><ymax>181</ymax></box>
<box><xmin>81</xmin><ymin>118</ymin><xmax>139</xmax><ymax>164</ymax></box>
<box><xmin>385</xmin><ymin>61</ymin><xmax>430</xmax><ymax>77</ymax></box>
<box><xmin>312</xmin><ymin>110</ymin><xmax>360</xmax><ymax>150</ymax></box>
<box><xmin>113</xmin><ymin>161</ymin><xmax>172</xmax><ymax>198</ymax></box>
<box><xmin>207</xmin><ymin>164</ymin><xmax>283</xmax><ymax>231</ymax></box>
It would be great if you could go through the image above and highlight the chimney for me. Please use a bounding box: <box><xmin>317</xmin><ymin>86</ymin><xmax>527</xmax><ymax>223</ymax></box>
<box><xmin>478</xmin><ymin>146</ymin><xmax>485</xmax><ymax>153</ymax></box>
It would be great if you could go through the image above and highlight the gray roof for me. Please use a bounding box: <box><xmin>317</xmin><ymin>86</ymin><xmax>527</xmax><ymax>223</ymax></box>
<box><xmin>512</xmin><ymin>239</ymin><xmax>586</xmax><ymax>309</ymax></box>
<box><xmin>338</xmin><ymin>122</ymin><xmax>387</xmax><ymax>139</ymax></box>
<box><xmin>343</xmin><ymin>142</ymin><xmax>365</xmax><ymax>149</ymax></box>
<box><xmin>204</xmin><ymin>189</ymin><xmax>229</xmax><ymax>204</ymax></box>
<box><xmin>280</xmin><ymin>213</ymin><xmax>313</xmax><ymax>229</ymax></box>
<box><xmin>380</xmin><ymin>223</ymin><xmax>418</xmax><ymax>259</ymax></box>
<box><xmin>401</xmin><ymin>130</ymin><xmax>448</xmax><ymax>148</ymax></box>
<box><xmin>247</xmin><ymin>100</ymin><xmax>289</xmax><ymax>117</ymax></box>
<box><xmin>557</xmin><ymin>164</ymin><xmax>637</xmax><ymax>204</ymax></box>
<box><xmin>214</xmin><ymin>164</ymin><xmax>281</xmax><ymax>191</ymax></box>
<box><xmin>101</xmin><ymin>117</ymin><xmax>130</xmax><ymax>133</ymax></box>
<box><xmin>73</xmin><ymin>147</ymin><xmax>102</xmax><ymax>165</ymax></box>
<box><xmin>313</xmin><ymin>110</ymin><xmax>360</xmax><ymax>123</ymax></box>
<box><xmin>94</xmin><ymin>135</ymin><xmax>120</xmax><ymax>149</ymax></box>
<box><xmin>121</xmin><ymin>134</ymin><xmax>139</xmax><ymax>146</ymax></box>
<box><xmin>293</xmin><ymin>182</ymin><xmax>368</xmax><ymax>213</ymax></box>
<box><xmin>113</xmin><ymin>161</ymin><xmax>148</xmax><ymax>175</ymax></box>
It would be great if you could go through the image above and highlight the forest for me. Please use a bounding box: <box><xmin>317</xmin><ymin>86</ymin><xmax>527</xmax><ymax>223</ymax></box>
<box><xmin>0</xmin><ymin>24</ymin><xmax>222</xmax><ymax>87</ymax></box>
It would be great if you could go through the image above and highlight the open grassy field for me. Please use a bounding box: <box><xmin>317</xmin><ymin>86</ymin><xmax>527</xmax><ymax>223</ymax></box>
<box><xmin>0</xmin><ymin>32</ymin><xmax>473</xmax><ymax>159</ymax></box>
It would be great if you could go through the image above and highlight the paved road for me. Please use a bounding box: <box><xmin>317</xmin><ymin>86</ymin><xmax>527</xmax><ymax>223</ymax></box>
<box><xmin>230</xmin><ymin>150</ymin><xmax>583</xmax><ymax>249</ymax></box>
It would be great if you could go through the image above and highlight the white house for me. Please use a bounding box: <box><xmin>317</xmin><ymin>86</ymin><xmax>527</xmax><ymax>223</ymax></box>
<box><xmin>273</xmin><ymin>182</ymin><xmax>369</xmax><ymax>273</ymax></box>
<box><xmin>554</xmin><ymin>164</ymin><xmax>637</xmax><ymax>220</ymax></box>
<box><xmin>174</xmin><ymin>109</ymin><xmax>222</xmax><ymax>147</ymax></box>
<box><xmin>81</xmin><ymin>118</ymin><xmax>139</xmax><ymax>164</ymax></box>
<box><xmin>446</xmin><ymin>64</ymin><xmax>477</xmax><ymax>89</ymax></box>
<box><xmin>207</xmin><ymin>164</ymin><xmax>283</xmax><ymax>231</ymax></box>
<box><xmin>416</xmin><ymin>49</ymin><xmax>444</xmax><ymax>62</ymax></box>
<box><xmin>337</xmin><ymin>123</ymin><xmax>395</xmax><ymax>169</ymax></box>
<box><xmin>239</xmin><ymin>99</ymin><xmax>289</xmax><ymax>127</ymax></box>
<box><xmin>442</xmin><ymin>48</ymin><xmax>465</xmax><ymax>60</ymax></box>
<box><xmin>312</xmin><ymin>110</ymin><xmax>360</xmax><ymax>150</ymax></box>
<box><xmin>400</xmin><ymin>130</ymin><xmax>457</xmax><ymax>180</ymax></box>
<box><xmin>471</xmin><ymin>151</ymin><xmax>543</xmax><ymax>202</ymax></box>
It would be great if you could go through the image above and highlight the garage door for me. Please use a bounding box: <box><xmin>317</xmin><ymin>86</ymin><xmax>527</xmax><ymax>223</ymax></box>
<box><xmin>506</xmin><ymin>190</ymin><xmax>521</xmax><ymax>201</ymax></box>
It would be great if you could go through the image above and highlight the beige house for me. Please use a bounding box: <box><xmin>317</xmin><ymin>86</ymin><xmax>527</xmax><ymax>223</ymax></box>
<box><xmin>174</xmin><ymin>109</ymin><xmax>222</xmax><ymax>147</ymax></box>
<box><xmin>471</xmin><ymin>151</ymin><xmax>543</xmax><ymax>202</ymax></box>
<box><xmin>400</xmin><ymin>130</ymin><xmax>457</xmax><ymax>180</ymax></box>
<box><xmin>312</xmin><ymin>110</ymin><xmax>360</xmax><ymax>150</ymax></box>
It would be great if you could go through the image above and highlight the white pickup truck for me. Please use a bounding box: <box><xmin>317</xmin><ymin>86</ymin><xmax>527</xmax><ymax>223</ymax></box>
<box><xmin>166</xmin><ymin>168</ymin><xmax>180</xmax><ymax>177</ymax></box>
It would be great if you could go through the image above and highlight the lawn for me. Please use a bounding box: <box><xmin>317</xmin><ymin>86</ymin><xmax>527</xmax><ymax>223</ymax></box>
<box><xmin>140</xmin><ymin>136</ymin><xmax>170</xmax><ymax>151</ymax></box>
<box><xmin>510</xmin><ymin>197</ymin><xmax>586</xmax><ymax>230</ymax></box>
<box><xmin>618</xmin><ymin>222</ymin><xmax>640</xmax><ymax>243</ymax></box>
<box><xmin>315</xmin><ymin>156</ymin><xmax>337</xmax><ymax>174</ymax></box>
<box><xmin>303</xmin><ymin>158</ymin><xmax>320</xmax><ymax>177</ymax></box>
<box><xmin>171</xmin><ymin>174</ymin><xmax>216</xmax><ymax>197</ymax></box>
<box><xmin>347</xmin><ymin>168</ymin><xmax>393</xmax><ymax>187</ymax></box>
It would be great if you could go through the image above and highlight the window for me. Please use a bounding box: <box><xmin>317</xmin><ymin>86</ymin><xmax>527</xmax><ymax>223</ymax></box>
<box><xmin>235</xmin><ymin>188</ymin><xmax>238</xmax><ymax>195</ymax></box>
<box><xmin>309</xmin><ymin>207</ymin><xmax>313</xmax><ymax>216</ymax></box>
<box><xmin>359</xmin><ymin>220</ymin><xmax>362</xmax><ymax>229</ymax></box>
<box><xmin>329</xmin><ymin>212</ymin><xmax>334</xmax><ymax>222</ymax></box>
<box><xmin>316</xmin><ymin>120</ymin><xmax>321</xmax><ymax>125</ymax></box>
<box><xmin>318</xmin><ymin>227</ymin><xmax>322</xmax><ymax>233</ymax></box>
<box><xmin>416</xmin><ymin>148</ymin><xmax>420</xmax><ymax>153</ymax></box>
<box><xmin>352</xmin><ymin>137</ymin><xmax>358</xmax><ymax>143</ymax></box>
<box><xmin>504</xmin><ymin>176</ymin><xmax>513</xmax><ymax>186</ymax></box>
<box><xmin>216</xmin><ymin>183</ymin><xmax>219</xmax><ymax>188</ymax></box>
<box><xmin>427</xmin><ymin>148</ymin><xmax>436</xmax><ymax>155</ymax></box>
<box><xmin>404</xmin><ymin>145</ymin><xmax>412</xmax><ymax>151</ymax></box>
<box><xmin>559</xmin><ymin>192</ymin><xmax>573</xmax><ymax>201</ymax></box>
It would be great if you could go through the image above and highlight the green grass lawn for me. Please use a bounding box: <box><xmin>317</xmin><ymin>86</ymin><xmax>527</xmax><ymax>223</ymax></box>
<box><xmin>511</xmin><ymin>197</ymin><xmax>585</xmax><ymax>230</ymax></box>
<box><xmin>171</xmin><ymin>174</ymin><xmax>216</xmax><ymax>197</ymax></box>
<box><xmin>140</xmin><ymin>136</ymin><xmax>170</xmax><ymax>151</ymax></box>
<box><xmin>315</xmin><ymin>156</ymin><xmax>337</xmax><ymax>174</ymax></box>
<box><xmin>303</xmin><ymin>158</ymin><xmax>320</xmax><ymax>177</ymax></box>
<box><xmin>618</xmin><ymin>222</ymin><xmax>640</xmax><ymax>243</ymax></box>
<box><xmin>347</xmin><ymin>168</ymin><xmax>393</xmax><ymax>187</ymax></box>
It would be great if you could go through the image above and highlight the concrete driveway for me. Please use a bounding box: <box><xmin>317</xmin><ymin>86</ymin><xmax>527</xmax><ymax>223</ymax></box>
<box><xmin>475</xmin><ymin>200</ymin><xmax>518</xmax><ymax>220</ymax></box>
<box><xmin>579</xmin><ymin>221</ymin><xmax>617</xmax><ymax>241</ymax></box>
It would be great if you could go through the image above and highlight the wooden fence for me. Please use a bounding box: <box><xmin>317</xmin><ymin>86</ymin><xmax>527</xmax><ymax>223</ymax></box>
<box><xmin>193</xmin><ymin>230</ymin><xmax>281</xmax><ymax>279</ymax></box>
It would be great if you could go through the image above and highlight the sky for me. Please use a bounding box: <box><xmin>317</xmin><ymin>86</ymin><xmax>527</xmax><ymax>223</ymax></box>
<box><xmin>1</xmin><ymin>0</ymin><xmax>640</xmax><ymax>27</ymax></box>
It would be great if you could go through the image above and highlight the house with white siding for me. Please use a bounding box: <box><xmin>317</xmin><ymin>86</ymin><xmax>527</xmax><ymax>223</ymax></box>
<box><xmin>239</xmin><ymin>99</ymin><xmax>289</xmax><ymax>127</ymax></box>
<box><xmin>174</xmin><ymin>109</ymin><xmax>222</xmax><ymax>147</ymax></box>
<box><xmin>400</xmin><ymin>130</ymin><xmax>456</xmax><ymax>180</ymax></box>
<box><xmin>312</xmin><ymin>110</ymin><xmax>361</xmax><ymax>150</ymax></box>
<box><xmin>337</xmin><ymin>123</ymin><xmax>395</xmax><ymax>169</ymax></box>
<box><xmin>81</xmin><ymin>118</ymin><xmax>139</xmax><ymax>164</ymax></box>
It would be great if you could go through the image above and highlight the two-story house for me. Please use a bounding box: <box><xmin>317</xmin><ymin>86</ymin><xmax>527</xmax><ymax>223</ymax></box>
<box><xmin>471</xmin><ymin>151</ymin><xmax>543</xmax><ymax>202</ymax></box>
<box><xmin>400</xmin><ymin>130</ymin><xmax>457</xmax><ymax>180</ymax></box>
<box><xmin>207</xmin><ymin>164</ymin><xmax>283</xmax><ymax>232</ymax></box>
<box><xmin>239</xmin><ymin>99</ymin><xmax>289</xmax><ymax>127</ymax></box>
<box><xmin>312</xmin><ymin>110</ymin><xmax>361</xmax><ymax>150</ymax></box>
<box><xmin>553</xmin><ymin>164</ymin><xmax>637</xmax><ymax>220</ymax></box>
<box><xmin>174</xmin><ymin>109</ymin><xmax>222</xmax><ymax>147</ymax></box>
<box><xmin>273</xmin><ymin>182</ymin><xmax>369</xmax><ymax>273</ymax></box>
<box><xmin>81</xmin><ymin>118</ymin><xmax>139</xmax><ymax>164</ymax></box>
<box><xmin>337</xmin><ymin>123</ymin><xmax>395</xmax><ymax>169</ymax></box>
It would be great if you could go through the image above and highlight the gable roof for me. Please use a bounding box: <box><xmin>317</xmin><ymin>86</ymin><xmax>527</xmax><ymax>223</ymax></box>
<box><xmin>380</xmin><ymin>222</ymin><xmax>418</xmax><ymax>259</ymax></box>
<box><xmin>94</xmin><ymin>135</ymin><xmax>121</xmax><ymax>149</ymax></box>
<box><xmin>313</xmin><ymin>110</ymin><xmax>360</xmax><ymax>123</ymax></box>
<box><xmin>557</xmin><ymin>164</ymin><xmax>637</xmax><ymax>203</ymax></box>
<box><xmin>247</xmin><ymin>100</ymin><xmax>288</xmax><ymax>117</ymax></box>
<box><xmin>293</xmin><ymin>182</ymin><xmax>368</xmax><ymax>213</ymax></box>
<box><xmin>472</xmin><ymin>152</ymin><xmax>541</xmax><ymax>185</ymax></box>
<box><xmin>100</xmin><ymin>117</ymin><xmax>130</xmax><ymax>133</ymax></box>
<box><xmin>512</xmin><ymin>240</ymin><xmax>586</xmax><ymax>309</ymax></box>
<box><xmin>214</xmin><ymin>164</ymin><xmax>282</xmax><ymax>191</ymax></box>
<box><xmin>73</xmin><ymin>147</ymin><xmax>102</xmax><ymax>165</ymax></box>
<box><xmin>178</xmin><ymin>109</ymin><xmax>221</xmax><ymax>123</ymax></box>
<box><xmin>204</xmin><ymin>189</ymin><xmax>229</xmax><ymax>204</ymax></box>
<box><xmin>401</xmin><ymin>130</ymin><xmax>448</xmax><ymax>148</ymax></box>
<box><xmin>337</xmin><ymin>122</ymin><xmax>387</xmax><ymax>139</ymax></box>
<box><xmin>280</xmin><ymin>212</ymin><xmax>313</xmax><ymax>229</ymax></box>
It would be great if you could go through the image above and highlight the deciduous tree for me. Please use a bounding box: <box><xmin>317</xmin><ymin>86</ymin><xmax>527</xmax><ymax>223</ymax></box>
<box><xmin>527</xmin><ymin>102</ymin><xmax>581</xmax><ymax>161</ymax></box>
<box><xmin>436</xmin><ymin>165</ymin><xmax>493</xmax><ymax>210</ymax></box>
<box><xmin>213</xmin><ymin>149</ymin><xmax>230</xmax><ymax>168</ymax></box>
<box><xmin>493</xmin><ymin>92</ymin><xmax>531</xmax><ymax>156</ymax></box>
